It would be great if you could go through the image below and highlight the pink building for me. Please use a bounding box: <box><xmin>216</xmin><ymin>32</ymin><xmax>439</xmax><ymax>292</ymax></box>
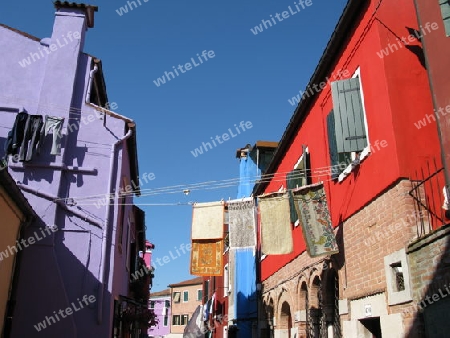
<box><xmin>148</xmin><ymin>289</ymin><xmax>171</xmax><ymax>338</ymax></box>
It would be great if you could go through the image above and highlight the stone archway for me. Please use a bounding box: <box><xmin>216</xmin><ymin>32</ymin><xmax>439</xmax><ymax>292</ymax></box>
<box><xmin>266</xmin><ymin>297</ymin><xmax>275</xmax><ymax>338</ymax></box>
<box><xmin>309</xmin><ymin>275</ymin><xmax>322</xmax><ymax>338</ymax></box>
<box><xmin>298</xmin><ymin>281</ymin><xmax>308</xmax><ymax>338</ymax></box>
<box><xmin>321</xmin><ymin>268</ymin><xmax>341</xmax><ymax>338</ymax></box>
<box><xmin>279</xmin><ymin>301</ymin><xmax>293</xmax><ymax>338</ymax></box>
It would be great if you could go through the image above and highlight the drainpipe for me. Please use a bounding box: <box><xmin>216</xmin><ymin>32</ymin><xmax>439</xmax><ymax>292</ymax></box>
<box><xmin>97</xmin><ymin>128</ymin><xmax>133</xmax><ymax>324</ymax></box>
<box><xmin>85</xmin><ymin>64</ymin><xmax>98</xmax><ymax>105</ymax></box>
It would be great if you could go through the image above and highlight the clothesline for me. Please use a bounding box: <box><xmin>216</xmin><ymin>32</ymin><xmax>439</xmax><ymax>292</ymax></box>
<box><xmin>52</xmin><ymin>168</ymin><xmax>342</xmax><ymax>203</ymax></box>
<box><xmin>63</xmin><ymin>176</ymin><xmax>334</xmax><ymax>206</ymax></box>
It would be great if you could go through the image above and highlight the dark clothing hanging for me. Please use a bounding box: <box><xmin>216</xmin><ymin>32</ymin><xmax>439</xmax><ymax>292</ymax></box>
<box><xmin>19</xmin><ymin>115</ymin><xmax>43</xmax><ymax>162</ymax></box>
<box><xmin>39</xmin><ymin>115</ymin><xmax>64</xmax><ymax>156</ymax></box>
<box><xmin>4</xmin><ymin>111</ymin><xmax>28</xmax><ymax>157</ymax></box>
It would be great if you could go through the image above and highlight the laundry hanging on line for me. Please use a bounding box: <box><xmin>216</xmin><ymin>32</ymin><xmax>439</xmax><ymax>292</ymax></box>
<box><xmin>292</xmin><ymin>183</ymin><xmax>339</xmax><ymax>257</ymax></box>
<box><xmin>258</xmin><ymin>192</ymin><xmax>294</xmax><ymax>255</ymax></box>
<box><xmin>228</xmin><ymin>198</ymin><xmax>256</xmax><ymax>248</ymax></box>
<box><xmin>191</xmin><ymin>201</ymin><xmax>224</xmax><ymax>240</ymax></box>
<box><xmin>4</xmin><ymin>111</ymin><xmax>65</xmax><ymax>161</ymax></box>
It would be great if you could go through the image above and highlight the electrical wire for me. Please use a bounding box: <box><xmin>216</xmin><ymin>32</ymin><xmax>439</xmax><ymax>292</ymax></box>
<box><xmin>0</xmin><ymin>93</ymin><xmax>105</xmax><ymax>117</ymax></box>
<box><xmin>53</xmin><ymin>161</ymin><xmax>355</xmax><ymax>203</ymax></box>
<box><xmin>73</xmin><ymin>176</ymin><xmax>340</xmax><ymax>206</ymax></box>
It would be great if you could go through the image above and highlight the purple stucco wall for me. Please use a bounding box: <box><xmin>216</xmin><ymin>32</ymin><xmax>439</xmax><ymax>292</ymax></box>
<box><xmin>148</xmin><ymin>295</ymin><xmax>171</xmax><ymax>337</ymax></box>
<box><xmin>0</xmin><ymin>5</ymin><xmax>138</xmax><ymax>337</ymax></box>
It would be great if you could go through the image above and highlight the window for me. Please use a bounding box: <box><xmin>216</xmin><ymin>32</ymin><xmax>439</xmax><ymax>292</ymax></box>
<box><xmin>163</xmin><ymin>315</ymin><xmax>168</xmax><ymax>326</ymax></box>
<box><xmin>150</xmin><ymin>301</ymin><xmax>155</xmax><ymax>309</ymax></box>
<box><xmin>203</xmin><ymin>280</ymin><xmax>209</xmax><ymax>303</ymax></box>
<box><xmin>287</xmin><ymin>145</ymin><xmax>310</xmax><ymax>225</ymax></box>
<box><xmin>224</xmin><ymin>220</ymin><xmax>229</xmax><ymax>252</ymax></box>
<box><xmin>439</xmin><ymin>0</ymin><xmax>450</xmax><ymax>36</ymax></box>
<box><xmin>165</xmin><ymin>300</ymin><xmax>170</xmax><ymax>308</ymax></box>
<box><xmin>181</xmin><ymin>314</ymin><xmax>189</xmax><ymax>325</ymax></box>
<box><xmin>126</xmin><ymin>215</ymin><xmax>135</xmax><ymax>272</ymax></box>
<box><xmin>384</xmin><ymin>248</ymin><xmax>412</xmax><ymax>305</ymax></box>
<box><xmin>173</xmin><ymin>292</ymin><xmax>181</xmax><ymax>303</ymax></box>
<box><xmin>224</xmin><ymin>264</ymin><xmax>229</xmax><ymax>297</ymax></box>
<box><xmin>183</xmin><ymin>291</ymin><xmax>189</xmax><ymax>302</ymax></box>
<box><xmin>118</xmin><ymin>177</ymin><xmax>129</xmax><ymax>254</ymax></box>
<box><xmin>173</xmin><ymin>315</ymin><xmax>180</xmax><ymax>325</ymax></box>
<box><xmin>391</xmin><ymin>262</ymin><xmax>405</xmax><ymax>292</ymax></box>
<box><xmin>197</xmin><ymin>289</ymin><xmax>203</xmax><ymax>301</ymax></box>
<box><xmin>328</xmin><ymin>70</ymin><xmax>369</xmax><ymax>181</ymax></box>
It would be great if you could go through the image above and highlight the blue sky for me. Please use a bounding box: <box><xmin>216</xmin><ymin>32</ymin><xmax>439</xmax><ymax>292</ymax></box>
<box><xmin>1</xmin><ymin>0</ymin><xmax>348</xmax><ymax>292</ymax></box>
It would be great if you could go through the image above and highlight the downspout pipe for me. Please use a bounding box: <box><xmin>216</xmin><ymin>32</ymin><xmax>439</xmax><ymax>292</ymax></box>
<box><xmin>85</xmin><ymin>64</ymin><xmax>98</xmax><ymax>105</ymax></box>
<box><xmin>85</xmin><ymin>62</ymin><xmax>135</xmax><ymax>128</ymax></box>
<box><xmin>97</xmin><ymin>127</ymin><xmax>133</xmax><ymax>324</ymax></box>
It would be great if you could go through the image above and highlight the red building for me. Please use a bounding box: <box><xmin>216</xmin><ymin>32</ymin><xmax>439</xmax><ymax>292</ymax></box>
<box><xmin>253</xmin><ymin>0</ymin><xmax>449</xmax><ymax>337</ymax></box>
<box><xmin>414</xmin><ymin>0</ymin><xmax>450</xmax><ymax>189</ymax></box>
<box><xmin>202</xmin><ymin>224</ymin><xmax>230</xmax><ymax>338</ymax></box>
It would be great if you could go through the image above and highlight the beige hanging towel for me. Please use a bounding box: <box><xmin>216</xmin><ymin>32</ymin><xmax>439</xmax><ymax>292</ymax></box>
<box><xmin>259</xmin><ymin>192</ymin><xmax>293</xmax><ymax>255</ymax></box>
<box><xmin>292</xmin><ymin>183</ymin><xmax>339</xmax><ymax>257</ymax></box>
<box><xmin>228</xmin><ymin>198</ymin><xmax>256</xmax><ymax>248</ymax></box>
<box><xmin>191</xmin><ymin>201</ymin><xmax>225</xmax><ymax>240</ymax></box>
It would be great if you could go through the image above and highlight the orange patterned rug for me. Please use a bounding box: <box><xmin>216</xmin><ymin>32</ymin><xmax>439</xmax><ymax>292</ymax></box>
<box><xmin>190</xmin><ymin>239</ymin><xmax>223</xmax><ymax>276</ymax></box>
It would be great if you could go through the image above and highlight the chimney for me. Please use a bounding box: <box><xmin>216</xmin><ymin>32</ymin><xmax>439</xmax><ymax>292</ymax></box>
<box><xmin>37</xmin><ymin>2</ymin><xmax>99</xmax><ymax>115</ymax></box>
<box><xmin>53</xmin><ymin>1</ymin><xmax>98</xmax><ymax>29</ymax></box>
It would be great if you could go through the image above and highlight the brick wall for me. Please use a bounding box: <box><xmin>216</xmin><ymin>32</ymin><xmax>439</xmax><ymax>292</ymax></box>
<box><xmin>261</xmin><ymin>179</ymin><xmax>423</xmax><ymax>337</ymax></box>
<box><xmin>407</xmin><ymin>223</ymin><xmax>450</xmax><ymax>337</ymax></box>
<box><xmin>343</xmin><ymin>180</ymin><xmax>417</xmax><ymax>300</ymax></box>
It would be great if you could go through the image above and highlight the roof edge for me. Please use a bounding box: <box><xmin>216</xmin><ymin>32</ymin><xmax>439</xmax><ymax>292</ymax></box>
<box><xmin>0</xmin><ymin>23</ymin><xmax>40</xmax><ymax>42</ymax></box>
<box><xmin>253</xmin><ymin>0</ymin><xmax>369</xmax><ymax>195</ymax></box>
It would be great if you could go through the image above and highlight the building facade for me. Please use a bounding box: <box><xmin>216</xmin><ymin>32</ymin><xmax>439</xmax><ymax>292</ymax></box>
<box><xmin>168</xmin><ymin>277</ymin><xmax>203</xmax><ymax>337</ymax></box>
<box><xmin>148</xmin><ymin>289</ymin><xmax>171</xmax><ymax>338</ymax></box>
<box><xmin>202</xmin><ymin>236</ymin><xmax>229</xmax><ymax>338</ymax></box>
<box><xmin>409</xmin><ymin>1</ymin><xmax>450</xmax><ymax>336</ymax></box>
<box><xmin>0</xmin><ymin>169</ymin><xmax>36</xmax><ymax>335</ymax></box>
<box><xmin>0</xmin><ymin>2</ymin><xmax>148</xmax><ymax>337</ymax></box>
<box><xmin>232</xmin><ymin>142</ymin><xmax>277</xmax><ymax>338</ymax></box>
<box><xmin>252</xmin><ymin>0</ymin><xmax>449</xmax><ymax>337</ymax></box>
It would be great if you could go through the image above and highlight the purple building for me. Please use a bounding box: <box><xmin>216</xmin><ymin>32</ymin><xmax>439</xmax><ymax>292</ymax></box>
<box><xmin>0</xmin><ymin>2</ymin><xmax>149</xmax><ymax>337</ymax></box>
<box><xmin>148</xmin><ymin>289</ymin><xmax>171</xmax><ymax>338</ymax></box>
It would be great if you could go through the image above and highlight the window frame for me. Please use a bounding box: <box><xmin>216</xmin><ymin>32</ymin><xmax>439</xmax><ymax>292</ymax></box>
<box><xmin>173</xmin><ymin>291</ymin><xmax>181</xmax><ymax>303</ymax></box>
<box><xmin>172</xmin><ymin>315</ymin><xmax>181</xmax><ymax>325</ymax></box>
<box><xmin>439</xmin><ymin>0</ymin><xmax>450</xmax><ymax>37</ymax></box>
<box><xmin>163</xmin><ymin>315</ymin><xmax>169</xmax><ymax>327</ymax></box>
<box><xmin>329</xmin><ymin>67</ymin><xmax>371</xmax><ymax>182</ymax></box>
<box><xmin>117</xmin><ymin>177</ymin><xmax>129</xmax><ymax>254</ymax></box>
<box><xmin>384</xmin><ymin>248</ymin><xmax>412</xmax><ymax>305</ymax></box>
<box><xmin>149</xmin><ymin>300</ymin><xmax>155</xmax><ymax>309</ymax></box>
<box><xmin>224</xmin><ymin>264</ymin><xmax>229</xmax><ymax>297</ymax></box>
<box><xmin>125</xmin><ymin>216</ymin><xmax>132</xmax><ymax>271</ymax></box>
<box><xmin>197</xmin><ymin>289</ymin><xmax>203</xmax><ymax>301</ymax></box>
<box><xmin>181</xmin><ymin>314</ymin><xmax>189</xmax><ymax>325</ymax></box>
<box><xmin>183</xmin><ymin>290</ymin><xmax>189</xmax><ymax>302</ymax></box>
<box><xmin>289</xmin><ymin>146</ymin><xmax>310</xmax><ymax>227</ymax></box>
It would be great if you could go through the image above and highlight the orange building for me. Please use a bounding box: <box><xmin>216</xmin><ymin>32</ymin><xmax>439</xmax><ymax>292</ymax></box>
<box><xmin>168</xmin><ymin>276</ymin><xmax>203</xmax><ymax>337</ymax></box>
<box><xmin>0</xmin><ymin>169</ymin><xmax>35</xmax><ymax>336</ymax></box>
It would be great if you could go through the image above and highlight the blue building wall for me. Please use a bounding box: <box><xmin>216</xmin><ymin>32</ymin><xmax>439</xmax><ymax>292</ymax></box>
<box><xmin>235</xmin><ymin>149</ymin><xmax>259</xmax><ymax>338</ymax></box>
<box><xmin>237</xmin><ymin>151</ymin><xmax>259</xmax><ymax>199</ymax></box>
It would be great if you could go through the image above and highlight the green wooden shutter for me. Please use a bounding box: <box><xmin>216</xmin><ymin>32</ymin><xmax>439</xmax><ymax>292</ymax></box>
<box><xmin>439</xmin><ymin>0</ymin><xmax>450</xmax><ymax>36</ymax></box>
<box><xmin>331</xmin><ymin>78</ymin><xmax>367</xmax><ymax>153</ymax></box>
<box><xmin>327</xmin><ymin>110</ymin><xmax>340</xmax><ymax>180</ymax></box>
<box><xmin>287</xmin><ymin>170</ymin><xmax>303</xmax><ymax>222</ymax></box>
